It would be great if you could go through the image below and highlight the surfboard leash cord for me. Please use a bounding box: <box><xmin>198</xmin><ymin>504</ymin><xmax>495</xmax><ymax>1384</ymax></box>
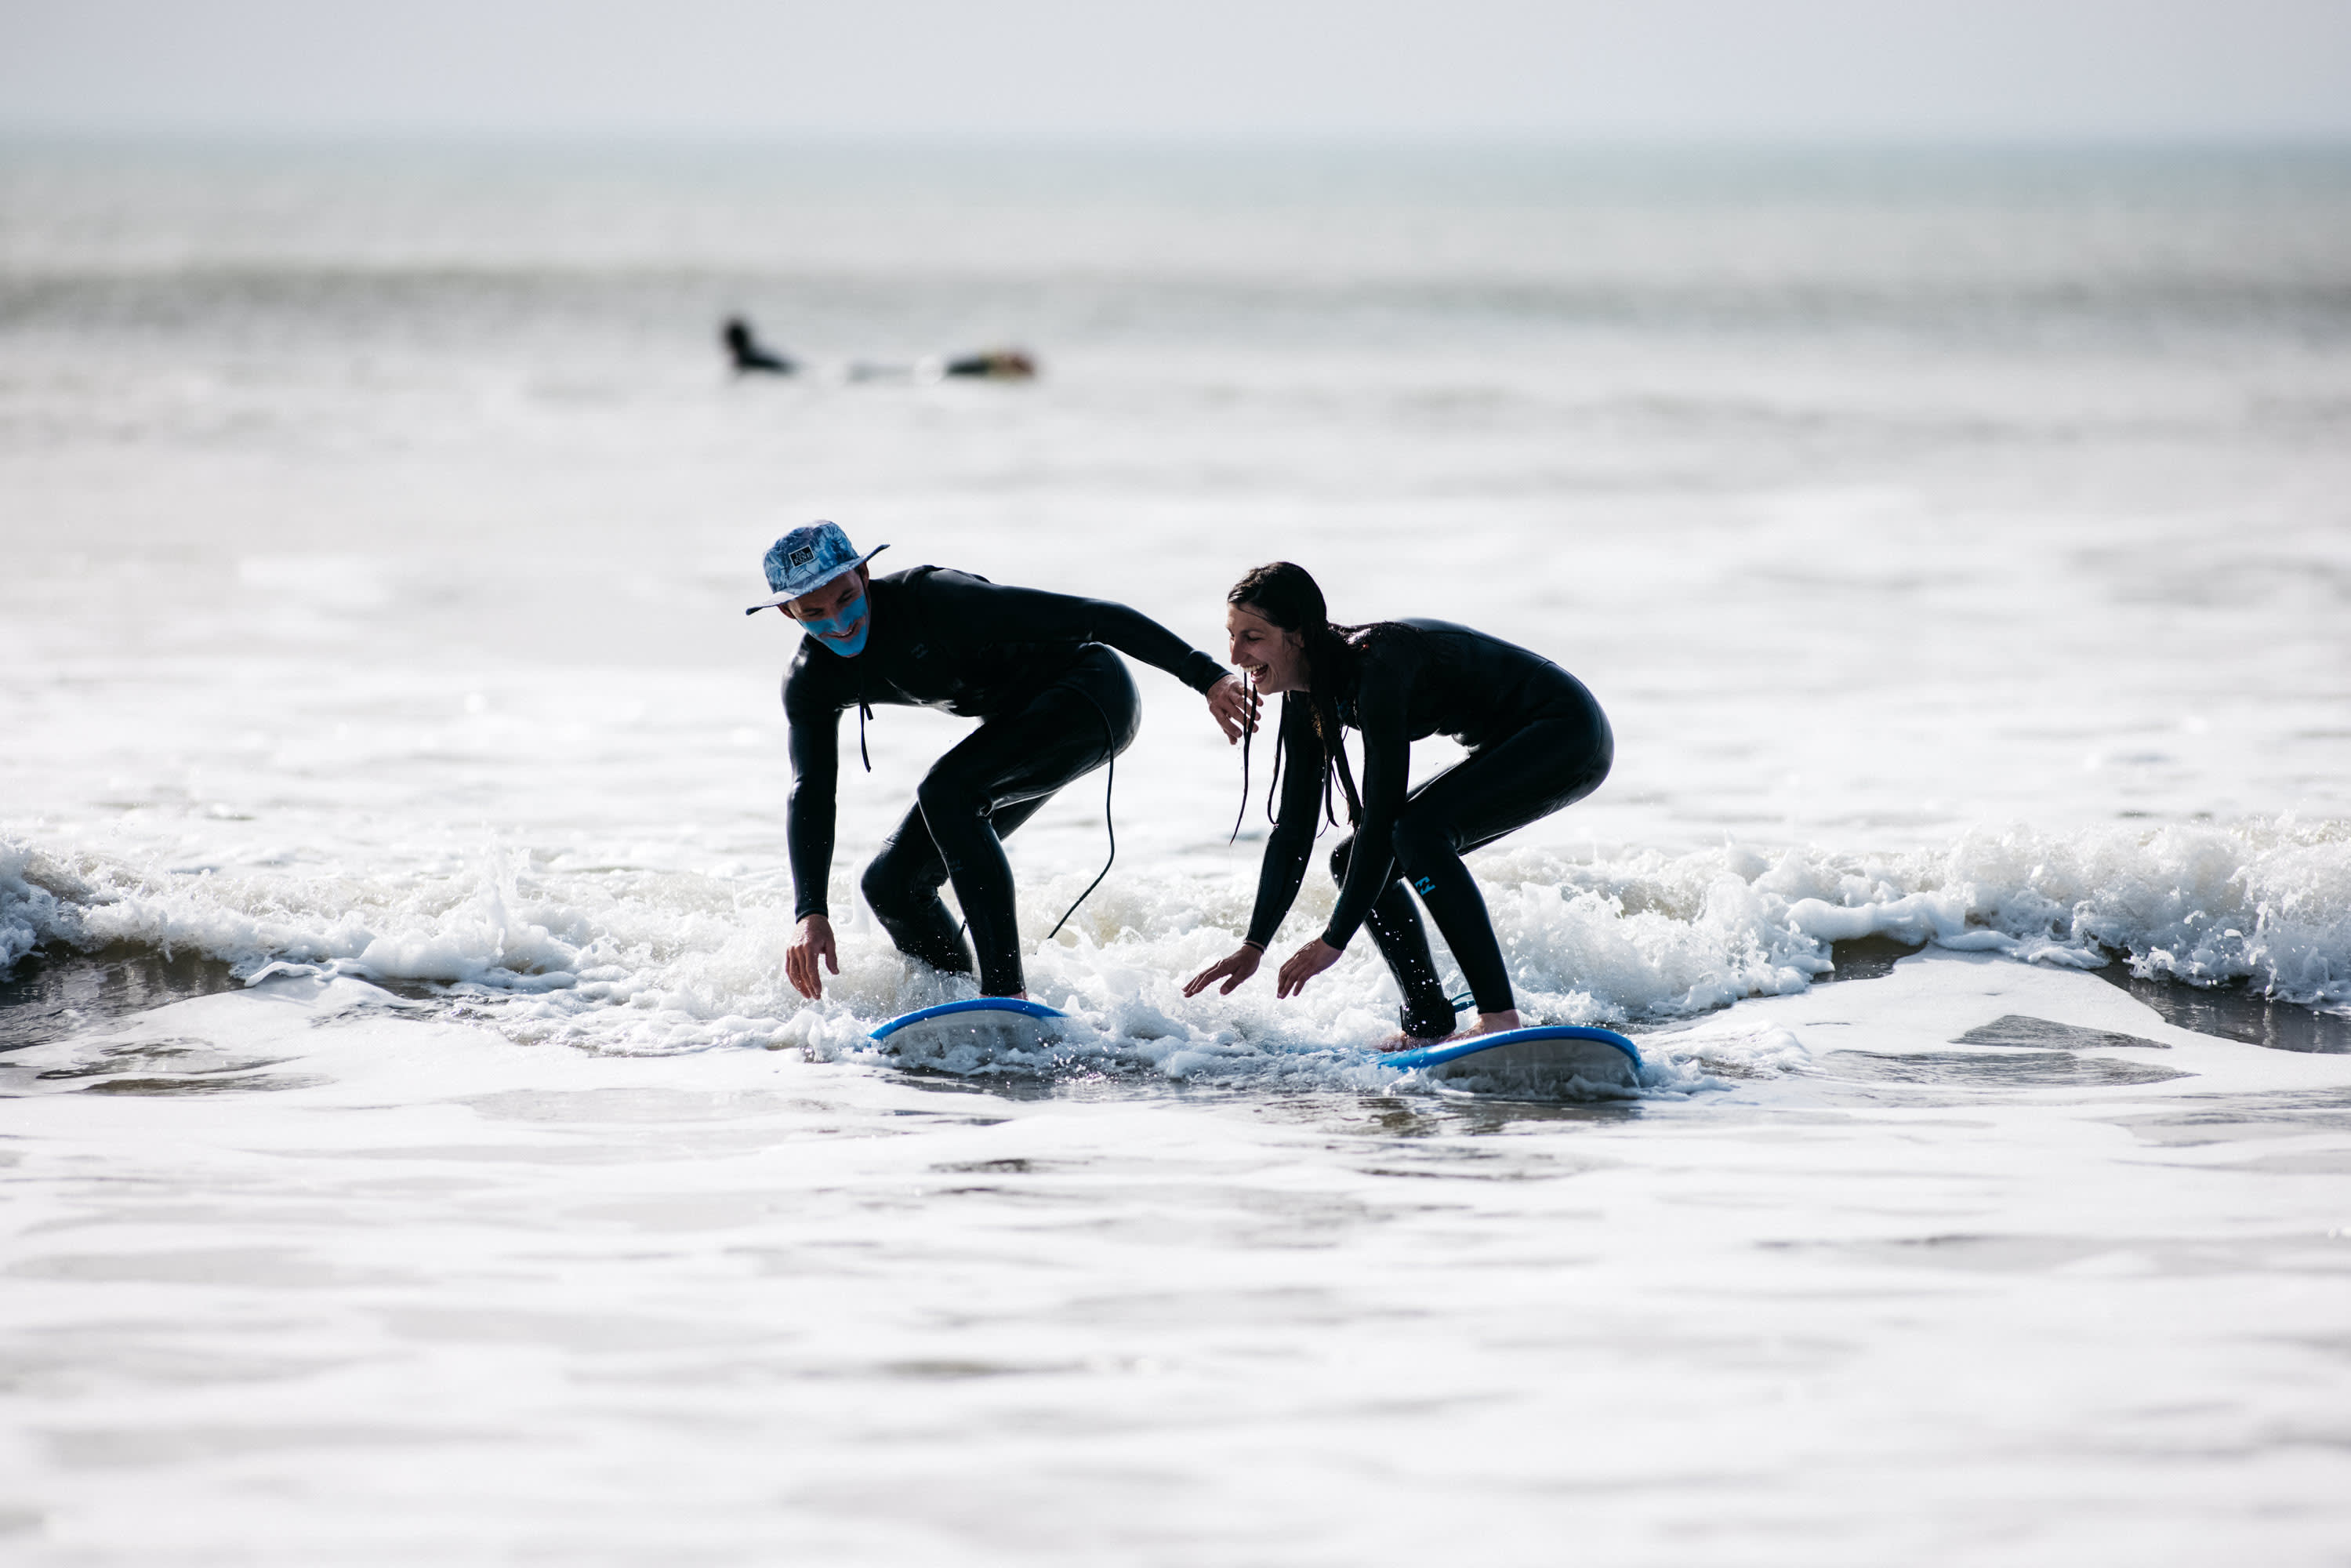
<box><xmin>1044</xmin><ymin>687</ymin><xmax>1120</xmax><ymax>942</ymax></box>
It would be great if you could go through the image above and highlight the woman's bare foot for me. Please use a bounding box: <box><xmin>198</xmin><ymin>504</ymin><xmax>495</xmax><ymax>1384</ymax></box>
<box><xmin>1377</xmin><ymin>1009</ymin><xmax>1524</xmax><ymax>1051</ymax></box>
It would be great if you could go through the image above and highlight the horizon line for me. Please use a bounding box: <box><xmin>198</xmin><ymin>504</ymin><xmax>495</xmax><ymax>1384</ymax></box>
<box><xmin>7</xmin><ymin>125</ymin><xmax>2351</xmax><ymax>157</ymax></box>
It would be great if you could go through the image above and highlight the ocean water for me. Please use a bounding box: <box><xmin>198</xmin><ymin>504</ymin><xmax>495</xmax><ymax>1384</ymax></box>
<box><xmin>4</xmin><ymin>141</ymin><xmax>2351</xmax><ymax>1563</ymax></box>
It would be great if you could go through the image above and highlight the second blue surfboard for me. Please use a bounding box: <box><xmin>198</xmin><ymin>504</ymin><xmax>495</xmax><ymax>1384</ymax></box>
<box><xmin>1383</xmin><ymin>1024</ymin><xmax>1642</xmax><ymax>1092</ymax></box>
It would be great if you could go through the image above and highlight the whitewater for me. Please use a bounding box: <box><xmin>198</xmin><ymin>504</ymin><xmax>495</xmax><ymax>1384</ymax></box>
<box><xmin>4</xmin><ymin>143</ymin><xmax>2350</xmax><ymax>1564</ymax></box>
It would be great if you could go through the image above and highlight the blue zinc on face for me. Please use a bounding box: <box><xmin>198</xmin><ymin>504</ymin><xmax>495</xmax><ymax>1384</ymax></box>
<box><xmin>799</xmin><ymin>593</ymin><xmax>872</xmax><ymax>658</ymax></box>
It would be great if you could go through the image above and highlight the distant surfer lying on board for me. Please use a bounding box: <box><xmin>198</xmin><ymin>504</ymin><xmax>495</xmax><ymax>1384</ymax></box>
<box><xmin>722</xmin><ymin>315</ymin><xmax>1038</xmax><ymax>381</ymax></box>
<box><xmin>1183</xmin><ymin>562</ymin><xmax>1613</xmax><ymax>1046</ymax></box>
<box><xmin>753</xmin><ymin>521</ymin><xmax>1254</xmax><ymax>1002</ymax></box>
<box><xmin>723</xmin><ymin>317</ymin><xmax>795</xmax><ymax>375</ymax></box>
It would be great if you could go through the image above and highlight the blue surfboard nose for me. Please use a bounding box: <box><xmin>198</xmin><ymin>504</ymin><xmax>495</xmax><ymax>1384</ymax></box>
<box><xmin>1382</xmin><ymin>1024</ymin><xmax>1642</xmax><ymax>1094</ymax></box>
<box><xmin>870</xmin><ymin>996</ymin><xmax>1068</xmax><ymax>1041</ymax></box>
<box><xmin>871</xmin><ymin>997</ymin><xmax>1069</xmax><ymax>1063</ymax></box>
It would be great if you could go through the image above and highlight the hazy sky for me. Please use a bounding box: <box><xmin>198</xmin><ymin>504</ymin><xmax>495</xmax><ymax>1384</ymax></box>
<box><xmin>4</xmin><ymin>0</ymin><xmax>2349</xmax><ymax>142</ymax></box>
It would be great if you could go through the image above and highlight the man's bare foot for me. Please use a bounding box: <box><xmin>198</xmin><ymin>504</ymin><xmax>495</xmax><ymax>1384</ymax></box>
<box><xmin>1378</xmin><ymin>1027</ymin><xmax>1454</xmax><ymax>1052</ymax></box>
<box><xmin>1461</xmin><ymin>1010</ymin><xmax>1522</xmax><ymax>1038</ymax></box>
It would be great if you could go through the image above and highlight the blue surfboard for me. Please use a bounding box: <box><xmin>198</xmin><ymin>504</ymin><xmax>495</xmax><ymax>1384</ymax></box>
<box><xmin>871</xmin><ymin>997</ymin><xmax>1068</xmax><ymax>1063</ymax></box>
<box><xmin>1383</xmin><ymin>1024</ymin><xmax>1642</xmax><ymax>1093</ymax></box>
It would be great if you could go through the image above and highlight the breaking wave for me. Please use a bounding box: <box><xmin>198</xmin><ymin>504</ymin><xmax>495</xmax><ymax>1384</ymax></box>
<box><xmin>5</xmin><ymin>818</ymin><xmax>2346</xmax><ymax>1070</ymax></box>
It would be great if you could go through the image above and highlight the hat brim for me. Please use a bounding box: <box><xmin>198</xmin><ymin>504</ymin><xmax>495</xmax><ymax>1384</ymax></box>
<box><xmin>742</xmin><ymin>543</ymin><xmax>889</xmax><ymax>615</ymax></box>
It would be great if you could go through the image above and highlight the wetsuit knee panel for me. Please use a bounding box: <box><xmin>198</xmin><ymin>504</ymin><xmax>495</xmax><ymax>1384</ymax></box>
<box><xmin>859</xmin><ymin>853</ymin><xmax>907</xmax><ymax>914</ymax></box>
<box><xmin>914</xmin><ymin>765</ymin><xmax>988</xmax><ymax>824</ymax></box>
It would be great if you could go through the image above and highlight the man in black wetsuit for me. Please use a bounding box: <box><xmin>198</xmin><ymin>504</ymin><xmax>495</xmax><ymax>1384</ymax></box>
<box><xmin>749</xmin><ymin>521</ymin><xmax>1254</xmax><ymax>1001</ymax></box>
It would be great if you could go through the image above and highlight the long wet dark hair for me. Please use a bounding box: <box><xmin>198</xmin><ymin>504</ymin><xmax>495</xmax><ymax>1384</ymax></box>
<box><xmin>1227</xmin><ymin>561</ymin><xmax>1369</xmax><ymax>840</ymax></box>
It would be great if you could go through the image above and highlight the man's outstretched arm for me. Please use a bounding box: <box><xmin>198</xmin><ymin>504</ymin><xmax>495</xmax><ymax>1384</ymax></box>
<box><xmin>922</xmin><ymin>571</ymin><xmax>1255</xmax><ymax>739</ymax></box>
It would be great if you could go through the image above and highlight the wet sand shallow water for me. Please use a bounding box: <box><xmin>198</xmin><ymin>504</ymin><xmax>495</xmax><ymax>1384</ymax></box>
<box><xmin>4</xmin><ymin>953</ymin><xmax>2350</xmax><ymax>1564</ymax></box>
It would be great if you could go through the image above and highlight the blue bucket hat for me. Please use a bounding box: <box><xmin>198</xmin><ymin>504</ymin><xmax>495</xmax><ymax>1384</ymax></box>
<box><xmin>743</xmin><ymin>521</ymin><xmax>890</xmax><ymax>615</ymax></box>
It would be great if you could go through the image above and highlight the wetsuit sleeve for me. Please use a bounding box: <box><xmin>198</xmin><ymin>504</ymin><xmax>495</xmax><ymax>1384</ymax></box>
<box><xmin>923</xmin><ymin>572</ymin><xmax>1227</xmax><ymax>692</ymax></box>
<box><xmin>1321</xmin><ymin>645</ymin><xmax>1418</xmax><ymax>950</ymax></box>
<box><xmin>1243</xmin><ymin>700</ymin><xmax>1329</xmax><ymax>948</ymax></box>
<box><xmin>782</xmin><ymin>655</ymin><xmax>844</xmax><ymax>922</ymax></box>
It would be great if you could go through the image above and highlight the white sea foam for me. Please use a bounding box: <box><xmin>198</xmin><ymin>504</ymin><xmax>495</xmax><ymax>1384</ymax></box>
<box><xmin>9</xmin><ymin>818</ymin><xmax>2344</xmax><ymax>1084</ymax></box>
<box><xmin>0</xmin><ymin>841</ymin><xmax>64</xmax><ymax>973</ymax></box>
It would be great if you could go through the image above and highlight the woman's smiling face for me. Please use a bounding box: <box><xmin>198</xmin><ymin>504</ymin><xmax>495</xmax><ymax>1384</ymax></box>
<box><xmin>1227</xmin><ymin>603</ymin><xmax>1307</xmax><ymax>694</ymax></box>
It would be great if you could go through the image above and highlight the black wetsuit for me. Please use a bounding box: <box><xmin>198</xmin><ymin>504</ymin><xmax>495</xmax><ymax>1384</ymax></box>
<box><xmin>785</xmin><ymin>566</ymin><xmax>1225</xmax><ymax>996</ymax></box>
<box><xmin>1245</xmin><ymin>619</ymin><xmax>1612</xmax><ymax>1035</ymax></box>
<box><xmin>724</xmin><ymin>318</ymin><xmax>794</xmax><ymax>374</ymax></box>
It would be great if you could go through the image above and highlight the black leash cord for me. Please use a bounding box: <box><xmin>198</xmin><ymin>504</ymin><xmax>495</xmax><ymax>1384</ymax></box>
<box><xmin>944</xmin><ymin>689</ymin><xmax>1121</xmax><ymax>958</ymax></box>
<box><xmin>1228</xmin><ymin>673</ymin><xmax>1260</xmax><ymax>844</ymax></box>
<box><xmin>1046</xmin><ymin>690</ymin><xmax>1120</xmax><ymax>942</ymax></box>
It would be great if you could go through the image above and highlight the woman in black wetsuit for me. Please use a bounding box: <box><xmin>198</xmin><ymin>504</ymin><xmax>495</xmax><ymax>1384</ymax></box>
<box><xmin>1182</xmin><ymin>562</ymin><xmax>1613</xmax><ymax>1044</ymax></box>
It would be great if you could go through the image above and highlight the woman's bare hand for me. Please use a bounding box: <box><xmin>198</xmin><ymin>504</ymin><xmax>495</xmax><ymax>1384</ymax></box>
<box><xmin>1206</xmin><ymin>674</ymin><xmax>1258</xmax><ymax>744</ymax></box>
<box><xmin>785</xmin><ymin>914</ymin><xmax>838</xmax><ymax>1000</ymax></box>
<box><xmin>1276</xmin><ymin>938</ymin><xmax>1342</xmax><ymax>998</ymax></box>
<box><xmin>1183</xmin><ymin>944</ymin><xmax>1263</xmax><ymax>997</ymax></box>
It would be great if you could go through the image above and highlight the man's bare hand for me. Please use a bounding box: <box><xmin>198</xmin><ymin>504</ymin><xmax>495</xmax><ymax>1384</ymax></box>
<box><xmin>786</xmin><ymin>914</ymin><xmax>838</xmax><ymax>1000</ymax></box>
<box><xmin>1206</xmin><ymin>674</ymin><xmax>1258</xmax><ymax>744</ymax></box>
<box><xmin>1183</xmin><ymin>943</ymin><xmax>1263</xmax><ymax>998</ymax></box>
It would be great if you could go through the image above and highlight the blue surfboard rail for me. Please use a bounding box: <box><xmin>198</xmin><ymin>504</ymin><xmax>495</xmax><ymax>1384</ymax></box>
<box><xmin>870</xmin><ymin>996</ymin><xmax>1068</xmax><ymax>1043</ymax></box>
<box><xmin>1381</xmin><ymin>1023</ymin><xmax>1642</xmax><ymax>1074</ymax></box>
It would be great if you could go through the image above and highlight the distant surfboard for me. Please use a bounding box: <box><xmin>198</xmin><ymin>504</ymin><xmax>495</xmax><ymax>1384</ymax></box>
<box><xmin>1383</xmin><ymin>1025</ymin><xmax>1643</xmax><ymax>1094</ymax></box>
<box><xmin>871</xmin><ymin>997</ymin><xmax>1068</xmax><ymax>1063</ymax></box>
